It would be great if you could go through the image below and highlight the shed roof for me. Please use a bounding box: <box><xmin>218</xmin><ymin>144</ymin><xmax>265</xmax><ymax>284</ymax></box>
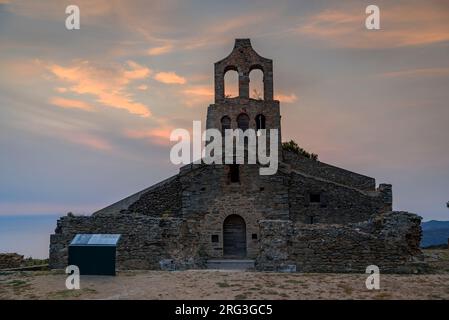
<box><xmin>70</xmin><ymin>234</ymin><xmax>121</xmax><ymax>246</ymax></box>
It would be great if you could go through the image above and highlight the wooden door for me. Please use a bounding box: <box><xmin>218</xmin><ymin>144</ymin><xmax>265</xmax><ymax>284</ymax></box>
<box><xmin>223</xmin><ymin>215</ymin><xmax>246</xmax><ymax>257</ymax></box>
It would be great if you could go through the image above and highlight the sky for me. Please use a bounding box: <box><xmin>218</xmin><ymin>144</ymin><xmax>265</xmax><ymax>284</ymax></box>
<box><xmin>0</xmin><ymin>0</ymin><xmax>448</xmax><ymax>221</ymax></box>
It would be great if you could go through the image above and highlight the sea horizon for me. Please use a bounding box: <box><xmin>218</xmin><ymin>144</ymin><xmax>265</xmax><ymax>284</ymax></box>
<box><xmin>0</xmin><ymin>214</ymin><xmax>63</xmax><ymax>259</ymax></box>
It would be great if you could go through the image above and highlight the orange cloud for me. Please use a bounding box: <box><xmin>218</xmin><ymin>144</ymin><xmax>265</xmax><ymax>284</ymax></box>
<box><xmin>154</xmin><ymin>71</ymin><xmax>186</xmax><ymax>84</ymax></box>
<box><xmin>66</xmin><ymin>132</ymin><xmax>113</xmax><ymax>151</ymax></box>
<box><xmin>0</xmin><ymin>58</ymin><xmax>44</xmax><ymax>79</ymax></box>
<box><xmin>50</xmin><ymin>97</ymin><xmax>93</xmax><ymax>111</ymax></box>
<box><xmin>298</xmin><ymin>3</ymin><xmax>449</xmax><ymax>48</ymax></box>
<box><xmin>183</xmin><ymin>86</ymin><xmax>214</xmax><ymax>97</ymax></box>
<box><xmin>182</xmin><ymin>85</ymin><xmax>214</xmax><ymax>107</ymax></box>
<box><xmin>48</xmin><ymin>60</ymin><xmax>151</xmax><ymax>117</ymax></box>
<box><xmin>380</xmin><ymin>67</ymin><xmax>449</xmax><ymax>78</ymax></box>
<box><xmin>147</xmin><ymin>44</ymin><xmax>173</xmax><ymax>56</ymax></box>
<box><xmin>55</xmin><ymin>87</ymin><xmax>68</xmax><ymax>93</ymax></box>
<box><xmin>275</xmin><ymin>93</ymin><xmax>298</xmax><ymax>103</ymax></box>
<box><xmin>124</xmin><ymin>60</ymin><xmax>151</xmax><ymax>79</ymax></box>
<box><xmin>124</xmin><ymin>127</ymin><xmax>174</xmax><ymax>146</ymax></box>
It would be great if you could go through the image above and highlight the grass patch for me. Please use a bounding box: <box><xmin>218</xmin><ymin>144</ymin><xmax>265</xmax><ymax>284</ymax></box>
<box><xmin>216</xmin><ymin>281</ymin><xmax>231</xmax><ymax>288</ymax></box>
<box><xmin>23</xmin><ymin>258</ymin><xmax>49</xmax><ymax>267</ymax></box>
<box><xmin>5</xmin><ymin>279</ymin><xmax>32</xmax><ymax>296</ymax></box>
<box><xmin>374</xmin><ymin>292</ymin><xmax>392</xmax><ymax>300</ymax></box>
<box><xmin>337</xmin><ymin>283</ymin><xmax>353</xmax><ymax>295</ymax></box>
<box><xmin>47</xmin><ymin>287</ymin><xmax>97</xmax><ymax>300</ymax></box>
<box><xmin>7</xmin><ymin>279</ymin><xmax>29</xmax><ymax>287</ymax></box>
<box><xmin>248</xmin><ymin>287</ymin><xmax>261</xmax><ymax>291</ymax></box>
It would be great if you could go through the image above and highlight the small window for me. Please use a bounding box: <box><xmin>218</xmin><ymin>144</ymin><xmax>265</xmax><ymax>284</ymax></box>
<box><xmin>252</xmin><ymin>233</ymin><xmax>258</xmax><ymax>240</ymax></box>
<box><xmin>221</xmin><ymin>116</ymin><xmax>231</xmax><ymax>135</ymax></box>
<box><xmin>237</xmin><ymin>113</ymin><xmax>249</xmax><ymax>131</ymax></box>
<box><xmin>255</xmin><ymin>114</ymin><xmax>266</xmax><ymax>131</ymax></box>
<box><xmin>309</xmin><ymin>216</ymin><xmax>314</xmax><ymax>224</ymax></box>
<box><xmin>211</xmin><ymin>235</ymin><xmax>219</xmax><ymax>243</ymax></box>
<box><xmin>309</xmin><ymin>193</ymin><xmax>321</xmax><ymax>203</ymax></box>
<box><xmin>229</xmin><ymin>164</ymin><xmax>240</xmax><ymax>183</ymax></box>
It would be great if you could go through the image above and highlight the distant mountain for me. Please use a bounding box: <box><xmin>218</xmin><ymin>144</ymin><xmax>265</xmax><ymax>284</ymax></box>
<box><xmin>421</xmin><ymin>220</ymin><xmax>449</xmax><ymax>248</ymax></box>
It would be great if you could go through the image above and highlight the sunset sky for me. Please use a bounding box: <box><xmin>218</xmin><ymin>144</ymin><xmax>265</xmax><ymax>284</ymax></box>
<box><xmin>1</xmin><ymin>0</ymin><xmax>449</xmax><ymax>220</ymax></box>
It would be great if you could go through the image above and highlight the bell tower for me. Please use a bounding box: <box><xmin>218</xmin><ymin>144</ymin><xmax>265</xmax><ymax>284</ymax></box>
<box><xmin>206</xmin><ymin>39</ymin><xmax>281</xmax><ymax>149</ymax></box>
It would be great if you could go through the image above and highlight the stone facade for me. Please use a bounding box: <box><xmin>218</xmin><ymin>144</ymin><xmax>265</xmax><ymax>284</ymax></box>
<box><xmin>49</xmin><ymin>39</ymin><xmax>424</xmax><ymax>273</ymax></box>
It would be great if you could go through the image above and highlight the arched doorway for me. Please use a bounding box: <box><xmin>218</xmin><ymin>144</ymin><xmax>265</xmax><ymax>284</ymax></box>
<box><xmin>223</xmin><ymin>215</ymin><xmax>246</xmax><ymax>257</ymax></box>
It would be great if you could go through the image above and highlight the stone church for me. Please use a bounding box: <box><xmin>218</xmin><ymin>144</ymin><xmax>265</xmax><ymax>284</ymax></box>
<box><xmin>50</xmin><ymin>39</ymin><xmax>425</xmax><ymax>273</ymax></box>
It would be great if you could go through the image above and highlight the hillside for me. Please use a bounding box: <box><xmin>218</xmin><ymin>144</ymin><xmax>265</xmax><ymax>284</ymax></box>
<box><xmin>421</xmin><ymin>221</ymin><xmax>449</xmax><ymax>248</ymax></box>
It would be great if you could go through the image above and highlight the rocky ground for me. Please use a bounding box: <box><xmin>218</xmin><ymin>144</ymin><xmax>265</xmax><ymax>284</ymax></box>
<box><xmin>1</xmin><ymin>249</ymin><xmax>448</xmax><ymax>300</ymax></box>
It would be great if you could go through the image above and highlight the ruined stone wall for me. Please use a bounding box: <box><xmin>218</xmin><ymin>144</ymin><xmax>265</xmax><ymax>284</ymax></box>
<box><xmin>0</xmin><ymin>253</ymin><xmax>24</xmax><ymax>269</ymax></box>
<box><xmin>256</xmin><ymin>211</ymin><xmax>425</xmax><ymax>273</ymax></box>
<box><xmin>283</xmin><ymin>150</ymin><xmax>376</xmax><ymax>191</ymax></box>
<box><xmin>288</xmin><ymin>171</ymin><xmax>390</xmax><ymax>224</ymax></box>
<box><xmin>49</xmin><ymin>215</ymin><xmax>204</xmax><ymax>270</ymax></box>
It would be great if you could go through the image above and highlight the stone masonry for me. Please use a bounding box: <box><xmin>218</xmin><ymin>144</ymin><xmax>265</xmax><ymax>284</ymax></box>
<box><xmin>50</xmin><ymin>39</ymin><xmax>425</xmax><ymax>273</ymax></box>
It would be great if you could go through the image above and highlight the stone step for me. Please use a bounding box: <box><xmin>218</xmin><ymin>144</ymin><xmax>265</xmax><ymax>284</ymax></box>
<box><xmin>206</xmin><ymin>259</ymin><xmax>255</xmax><ymax>271</ymax></box>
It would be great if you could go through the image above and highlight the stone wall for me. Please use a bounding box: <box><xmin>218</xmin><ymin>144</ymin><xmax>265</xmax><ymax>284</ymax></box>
<box><xmin>257</xmin><ymin>211</ymin><xmax>425</xmax><ymax>273</ymax></box>
<box><xmin>283</xmin><ymin>150</ymin><xmax>376</xmax><ymax>191</ymax></box>
<box><xmin>0</xmin><ymin>253</ymin><xmax>24</xmax><ymax>269</ymax></box>
<box><xmin>49</xmin><ymin>214</ymin><xmax>204</xmax><ymax>270</ymax></box>
<box><xmin>214</xmin><ymin>39</ymin><xmax>273</xmax><ymax>102</ymax></box>
<box><xmin>51</xmin><ymin>162</ymin><xmax>393</xmax><ymax>266</ymax></box>
<box><xmin>127</xmin><ymin>176</ymin><xmax>182</xmax><ymax>217</ymax></box>
<box><xmin>178</xmin><ymin>164</ymin><xmax>290</xmax><ymax>259</ymax></box>
<box><xmin>206</xmin><ymin>98</ymin><xmax>282</xmax><ymax>156</ymax></box>
<box><xmin>288</xmin><ymin>170</ymin><xmax>390</xmax><ymax>224</ymax></box>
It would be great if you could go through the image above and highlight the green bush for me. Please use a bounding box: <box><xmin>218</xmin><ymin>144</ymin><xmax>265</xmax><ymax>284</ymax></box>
<box><xmin>282</xmin><ymin>140</ymin><xmax>318</xmax><ymax>160</ymax></box>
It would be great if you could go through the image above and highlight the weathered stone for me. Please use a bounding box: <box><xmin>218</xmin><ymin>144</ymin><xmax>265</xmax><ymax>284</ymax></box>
<box><xmin>0</xmin><ymin>253</ymin><xmax>24</xmax><ymax>269</ymax></box>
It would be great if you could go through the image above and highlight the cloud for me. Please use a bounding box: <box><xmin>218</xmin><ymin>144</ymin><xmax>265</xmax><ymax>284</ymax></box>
<box><xmin>181</xmin><ymin>85</ymin><xmax>214</xmax><ymax>107</ymax></box>
<box><xmin>154</xmin><ymin>71</ymin><xmax>186</xmax><ymax>84</ymax></box>
<box><xmin>183</xmin><ymin>86</ymin><xmax>214</xmax><ymax>97</ymax></box>
<box><xmin>147</xmin><ymin>44</ymin><xmax>174</xmax><ymax>56</ymax></box>
<box><xmin>297</xmin><ymin>3</ymin><xmax>449</xmax><ymax>48</ymax></box>
<box><xmin>380</xmin><ymin>68</ymin><xmax>449</xmax><ymax>78</ymax></box>
<box><xmin>5</xmin><ymin>0</ymin><xmax>114</xmax><ymax>20</ymax></box>
<box><xmin>124</xmin><ymin>127</ymin><xmax>174</xmax><ymax>146</ymax></box>
<box><xmin>47</xmin><ymin>60</ymin><xmax>152</xmax><ymax>117</ymax></box>
<box><xmin>123</xmin><ymin>60</ymin><xmax>151</xmax><ymax>79</ymax></box>
<box><xmin>0</xmin><ymin>58</ymin><xmax>45</xmax><ymax>79</ymax></box>
<box><xmin>50</xmin><ymin>97</ymin><xmax>93</xmax><ymax>111</ymax></box>
<box><xmin>0</xmin><ymin>202</ymin><xmax>98</xmax><ymax>216</ymax></box>
<box><xmin>137</xmin><ymin>84</ymin><xmax>148</xmax><ymax>90</ymax></box>
<box><xmin>275</xmin><ymin>93</ymin><xmax>298</xmax><ymax>103</ymax></box>
<box><xmin>65</xmin><ymin>132</ymin><xmax>113</xmax><ymax>151</ymax></box>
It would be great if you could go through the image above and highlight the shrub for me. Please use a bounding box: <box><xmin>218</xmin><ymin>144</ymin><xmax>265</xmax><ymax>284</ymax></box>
<box><xmin>282</xmin><ymin>140</ymin><xmax>318</xmax><ymax>160</ymax></box>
